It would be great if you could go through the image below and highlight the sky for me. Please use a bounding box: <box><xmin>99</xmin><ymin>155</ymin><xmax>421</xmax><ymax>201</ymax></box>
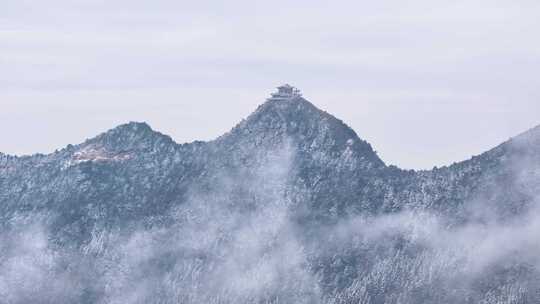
<box><xmin>1</xmin><ymin>0</ymin><xmax>539</xmax><ymax>169</ymax></box>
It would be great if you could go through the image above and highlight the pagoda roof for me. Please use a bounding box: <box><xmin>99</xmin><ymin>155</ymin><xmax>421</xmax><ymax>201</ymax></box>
<box><xmin>277</xmin><ymin>84</ymin><xmax>293</xmax><ymax>89</ymax></box>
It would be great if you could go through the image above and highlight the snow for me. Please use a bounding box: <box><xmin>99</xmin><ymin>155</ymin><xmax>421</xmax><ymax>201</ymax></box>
<box><xmin>65</xmin><ymin>145</ymin><xmax>132</xmax><ymax>167</ymax></box>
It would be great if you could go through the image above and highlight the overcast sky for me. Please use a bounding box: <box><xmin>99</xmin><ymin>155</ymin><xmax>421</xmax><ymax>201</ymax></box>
<box><xmin>1</xmin><ymin>0</ymin><xmax>539</xmax><ymax>169</ymax></box>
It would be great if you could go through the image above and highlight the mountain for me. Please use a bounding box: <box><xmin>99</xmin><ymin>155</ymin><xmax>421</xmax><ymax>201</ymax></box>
<box><xmin>0</xmin><ymin>85</ymin><xmax>539</xmax><ymax>304</ymax></box>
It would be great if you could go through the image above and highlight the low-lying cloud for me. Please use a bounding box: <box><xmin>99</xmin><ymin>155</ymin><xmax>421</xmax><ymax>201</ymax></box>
<box><xmin>0</xmin><ymin>138</ymin><xmax>539</xmax><ymax>303</ymax></box>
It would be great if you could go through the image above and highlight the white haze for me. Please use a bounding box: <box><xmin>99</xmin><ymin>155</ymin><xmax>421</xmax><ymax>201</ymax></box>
<box><xmin>0</xmin><ymin>135</ymin><xmax>539</xmax><ymax>303</ymax></box>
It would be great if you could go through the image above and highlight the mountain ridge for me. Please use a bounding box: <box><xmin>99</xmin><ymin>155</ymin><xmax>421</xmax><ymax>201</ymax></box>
<box><xmin>1</xmin><ymin>87</ymin><xmax>540</xmax><ymax>303</ymax></box>
<box><xmin>3</xmin><ymin>94</ymin><xmax>537</xmax><ymax>172</ymax></box>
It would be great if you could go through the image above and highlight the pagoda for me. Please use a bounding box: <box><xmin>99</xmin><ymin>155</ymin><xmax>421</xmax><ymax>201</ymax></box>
<box><xmin>267</xmin><ymin>84</ymin><xmax>302</xmax><ymax>101</ymax></box>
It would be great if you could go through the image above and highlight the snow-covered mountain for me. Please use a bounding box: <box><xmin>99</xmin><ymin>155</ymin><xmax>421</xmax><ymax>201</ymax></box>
<box><xmin>1</xmin><ymin>86</ymin><xmax>539</xmax><ymax>303</ymax></box>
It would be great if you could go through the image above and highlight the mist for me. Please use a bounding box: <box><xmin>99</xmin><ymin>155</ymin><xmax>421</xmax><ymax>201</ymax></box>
<box><xmin>1</xmin><ymin>133</ymin><xmax>539</xmax><ymax>303</ymax></box>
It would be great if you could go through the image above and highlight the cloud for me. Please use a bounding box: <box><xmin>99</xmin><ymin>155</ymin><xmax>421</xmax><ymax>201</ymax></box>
<box><xmin>0</xmin><ymin>133</ymin><xmax>540</xmax><ymax>303</ymax></box>
<box><xmin>2</xmin><ymin>0</ymin><xmax>540</xmax><ymax>167</ymax></box>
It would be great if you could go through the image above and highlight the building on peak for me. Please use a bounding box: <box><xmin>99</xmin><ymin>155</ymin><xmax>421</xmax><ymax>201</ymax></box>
<box><xmin>268</xmin><ymin>84</ymin><xmax>302</xmax><ymax>101</ymax></box>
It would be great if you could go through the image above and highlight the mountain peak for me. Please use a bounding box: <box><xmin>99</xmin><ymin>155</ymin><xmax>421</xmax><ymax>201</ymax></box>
<box><xmin>219</xmin><ymin>85</ymin><xmax>385</xmax><ymax>169</ymax></box>
<box><xmin>117</xmin><ymin>121</ymin><xmax>152</xmax><ymax>131</ymax></box>
<box><xmin>84</xmin><ymin>121</ymin><xmax>174</xmax><ymax>153</ymax></box>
